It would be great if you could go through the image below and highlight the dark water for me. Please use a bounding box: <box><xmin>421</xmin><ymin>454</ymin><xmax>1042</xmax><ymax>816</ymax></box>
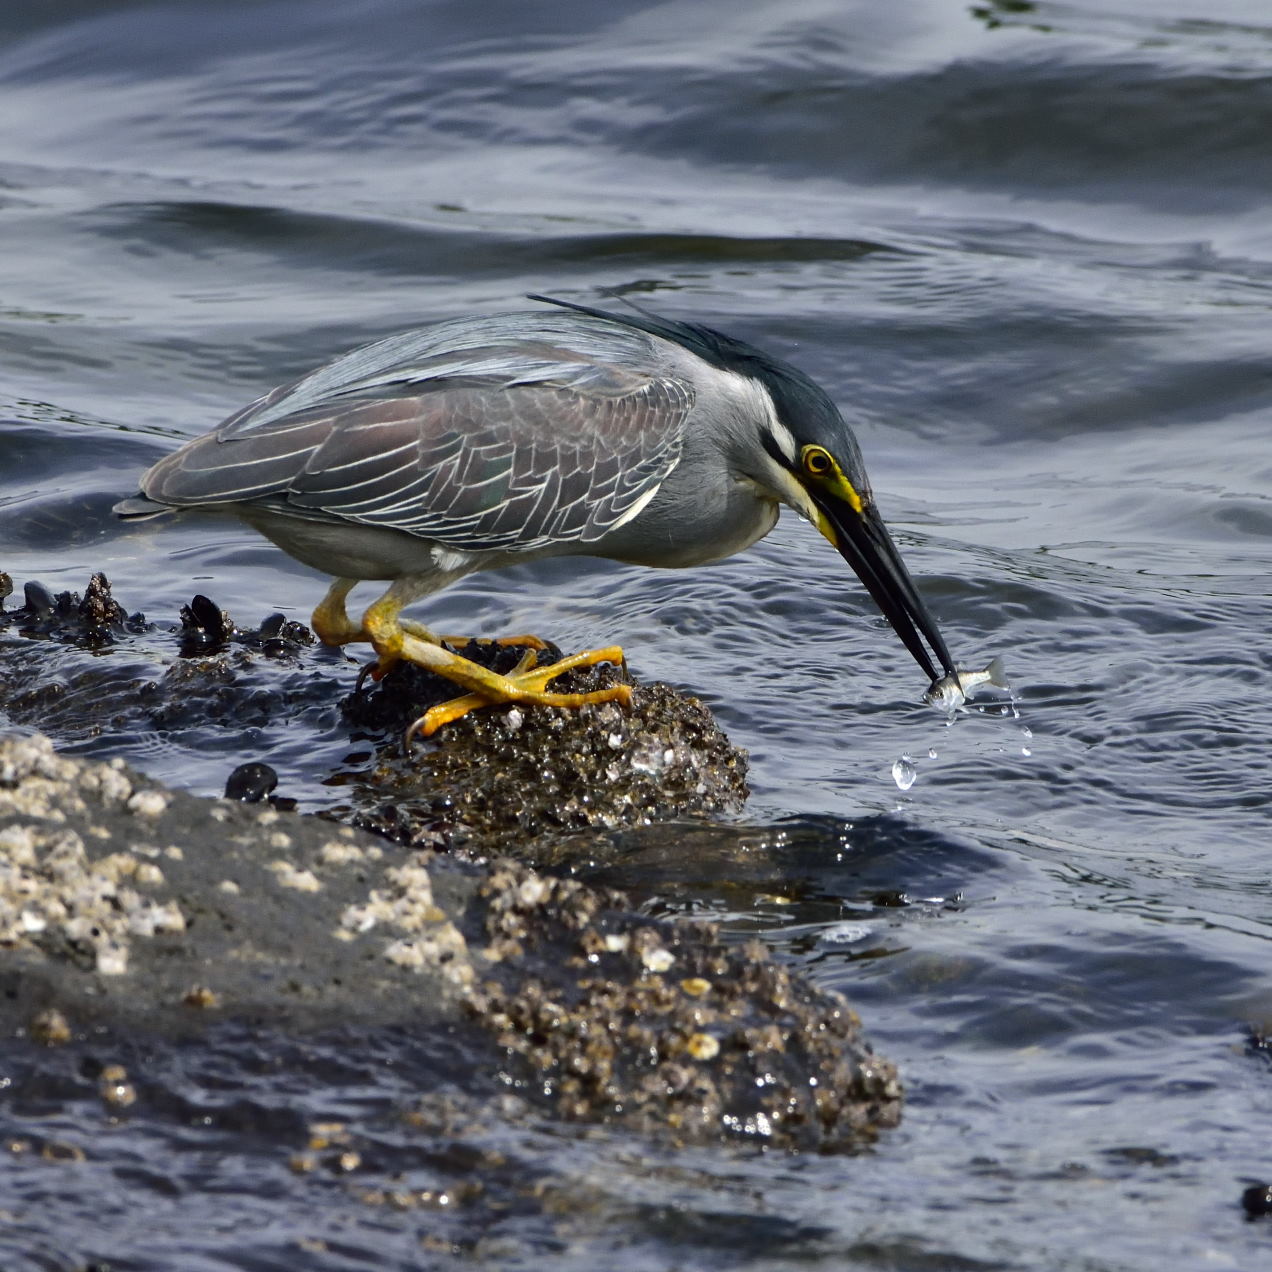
<box><xmin>3</xmin><ymin>0</ymin><xmax>1272</xmax><ymax>1267</ymax></box>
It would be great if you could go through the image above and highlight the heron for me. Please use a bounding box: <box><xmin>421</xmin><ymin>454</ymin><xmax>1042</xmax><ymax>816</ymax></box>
<box><xmin>116</xmin><ymin>295</ymin><xmax>958</xmax><ymax>738</ymax></box>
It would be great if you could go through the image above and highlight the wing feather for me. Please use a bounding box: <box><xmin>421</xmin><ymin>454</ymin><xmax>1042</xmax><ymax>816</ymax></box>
<box><xmin>143</xmin><ymin>367</ymin><xmax>692</xmax><ymax>553</ymax></box>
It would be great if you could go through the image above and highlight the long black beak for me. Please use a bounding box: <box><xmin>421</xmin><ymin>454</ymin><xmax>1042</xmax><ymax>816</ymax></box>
<box><xmin>820</xmin><ymin>498</ymin><xmax>957</xmax><ymax>683</ymax></box>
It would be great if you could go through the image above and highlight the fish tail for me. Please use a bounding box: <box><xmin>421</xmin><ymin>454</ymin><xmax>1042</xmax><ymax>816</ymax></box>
<box><xmin>984</xmin><ymin>655</ymin><xmax>1009</xmax><ymax>690</ymax></box>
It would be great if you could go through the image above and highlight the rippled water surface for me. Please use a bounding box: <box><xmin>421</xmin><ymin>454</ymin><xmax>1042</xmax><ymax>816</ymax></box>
<box><xmin>3</xmin><ymin>0</ymin><xmax>1272</xmax><ymax>1268</ymax></box>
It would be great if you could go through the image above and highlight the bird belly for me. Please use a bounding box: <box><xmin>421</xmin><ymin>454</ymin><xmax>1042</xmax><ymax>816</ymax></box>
<box><xmin>234</xmin><ymin>506</ymin><xmax>472</xmax><ymax>584</ymax></box>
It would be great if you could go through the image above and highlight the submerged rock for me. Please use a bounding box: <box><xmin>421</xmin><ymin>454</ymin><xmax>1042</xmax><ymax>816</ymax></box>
<box><xmin>0</xmin><ymin>733</ymin><xmax>900</xmax><ymax>1150</ymax></box>
<box><xmin>0</xmin><ymin>572</ymin><xmax>333</xmax><ymax>745</ymax></box>
<box><xmin>1243</xmin><ymin>1182</ymin><xmax>1272</xmax><ymax>1219</ymax></box>
<box><xmin>0</xmin><ymin>570</ymin><xmax>139</xmax><ymax>649</ymax></box>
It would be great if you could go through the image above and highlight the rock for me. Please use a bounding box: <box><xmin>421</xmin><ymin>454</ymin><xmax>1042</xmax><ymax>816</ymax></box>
<box><xmin>0</xmin><ymin>573</ymin><xmax>331</xmax><ymax>745</ymax></box>
<box><xmin>464</xmin><ymin>857</ymin><xmax>901</xmax><ymax>1148</ymax></box>
<box><xmin>1</xmin><ymin>572</ymin><xmax>749</xmax><ymax>849</ymax></box>
<box><xmin>0</xmin><ymin>732</ymin><xmax>474</xmax><ymax>1035</ymax></box>
<box><xmin>0</xmin><ymin>733</ymin><xmax>900</xmax><ymax>1149</ymax></box>
<box><xmin>337</xmin><ymin>654</ymin><xmax>749</xmax><ymax>853</ymax></box>
<box><xmin>1</xmin><ymin>570</ymin><xmax>901</xmax><ymax>1149</ymax></box>
<box><xmin>178</xmin><ymin>593</ymin><xmax>236</xmax><ymax>654</ymax></box>
<box><xmin>224</xmin><ymin>760</ymin><xmax>280</xmax><ymax>803</ymax></box>
<box><xmin>1243</xmin><ymin>1182</ymin><xmax>1272</xmax><ymax>1219</ymax></box>
<box><xmin>0</xmin><ymin>571</ymin><xmax>136</xmax><ymax>649</ymax></box>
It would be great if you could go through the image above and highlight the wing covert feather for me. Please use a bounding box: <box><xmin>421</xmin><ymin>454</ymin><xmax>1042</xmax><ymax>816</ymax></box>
<box><xmin>146</xmin><ymin>373</ymin><xmax>692</xmax><ymax>553</ymax></box>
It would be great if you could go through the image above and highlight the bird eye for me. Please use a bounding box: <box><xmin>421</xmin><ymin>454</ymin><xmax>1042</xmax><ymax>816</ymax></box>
<box><xmin>803</xmin><ymin>447</ymin><xmax>833</xmax><ymax>476</ymax></box>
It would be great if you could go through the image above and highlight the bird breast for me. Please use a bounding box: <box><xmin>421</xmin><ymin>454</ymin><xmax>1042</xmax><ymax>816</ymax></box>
<box><xmin>589</xmin><ymin>461</ymin><xmax>780</xmax><ymax>569</ymax></box>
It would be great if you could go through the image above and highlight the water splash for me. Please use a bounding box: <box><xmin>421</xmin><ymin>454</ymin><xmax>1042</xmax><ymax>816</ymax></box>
<box><xmin>891</xmin><ymin>754</ymin><xmax>917</xmax><ymax>791</ymax></box>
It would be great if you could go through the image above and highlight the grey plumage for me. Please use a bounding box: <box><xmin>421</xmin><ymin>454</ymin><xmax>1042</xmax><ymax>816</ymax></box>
<box><xmin>130</xmin><ymin>315</ymin><xmax>696</xmax><ymax>552</ymax></box>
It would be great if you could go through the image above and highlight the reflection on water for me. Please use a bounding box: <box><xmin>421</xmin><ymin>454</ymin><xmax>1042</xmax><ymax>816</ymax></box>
<box><xmin>3</xmin><ymin>0</ymin><xmax>1272</xmax><ymax>1267</ymax></box>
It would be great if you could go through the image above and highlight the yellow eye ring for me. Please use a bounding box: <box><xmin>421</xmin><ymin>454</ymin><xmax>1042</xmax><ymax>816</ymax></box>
<box><xmin>803</xmin><ymin>446</ymin><xmax>833</xmax><ymax>476</ymax></box>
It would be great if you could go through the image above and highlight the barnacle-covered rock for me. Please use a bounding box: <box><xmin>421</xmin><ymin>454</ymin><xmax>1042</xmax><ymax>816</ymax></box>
<box><xmin>338</xmin><ymin>649</ymin><xmax>749</xmax><ymax>854</ymax></box>
<box><xmin>0</xmin><ymin>733</ymin><xmax>899</xmax><ymax>1149</ymax></box>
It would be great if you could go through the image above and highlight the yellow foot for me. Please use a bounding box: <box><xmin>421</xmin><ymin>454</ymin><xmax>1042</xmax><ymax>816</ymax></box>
<box><xmin>405</xmin><ymin>645</ymin><xmax>632</xmax><ymax>743</ymax></box>
<box><xmin>309</xmin><ymin>579</ymin><xmax>630</xmax><ymax>741</ymax></box>
<box><xmin>357</xmin><ymin>637</ymin><xmax>546</xmax><ymax>692</ymax></box>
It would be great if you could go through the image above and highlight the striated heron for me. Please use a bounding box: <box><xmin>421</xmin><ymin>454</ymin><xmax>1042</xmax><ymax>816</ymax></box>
<box><xmin>116</xmin><ymin>296</ymin><xmax>958</xmax><ymax>736</ymax></box>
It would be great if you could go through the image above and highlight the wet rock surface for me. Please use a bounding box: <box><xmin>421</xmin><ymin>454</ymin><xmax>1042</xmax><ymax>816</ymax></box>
<box><xmin>0</xmin><ymin>732</ymin><xmax>899</xmax><ymax>1150</ymax></box>
<box><xmin>0</xmin><ymin>570</ymin><xmax>140</xmax><ymax>649</ymax></box>
<box><xmin>465</xmin><ymin>858</ymin><xmax>899</xmax><ymax>1147</ymax></box>
<box><xmin>0</xmin><ymin>573</ymin><xmax>336</xmax><ymax>747</ymax></box>
<box><xmin>1242</xmin><ymin>1182</ymin><xmax>1272</xmax><ymax>1220</ymax></box>
<box><xmin>0</xmin><ymin>732</ymin><xmax>476</xmax><ymax>1036</ymax></box>
<box><xmin>1</xmin><ymin>573</ymin><xmax>747</xmax><ymax>848</ymax></box>
<box><xmin>1</xmin><ymin>570</ymin><xmax>900</xmax><ymax>1159</ymax></box>
<box><xmin>340</xmin><ymin>656</ymin><xmax>748</xmax><ymax>854</ymax></box>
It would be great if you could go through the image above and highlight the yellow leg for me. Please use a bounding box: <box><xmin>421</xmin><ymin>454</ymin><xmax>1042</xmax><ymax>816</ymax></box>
<box><xmin>311</xmin><ymin>579</ymin><xmax>362</xmax><ymax>645</ymax></box>
<box><xmin>312</xmin><ymin>581</ymin><xmax>547</xmax><ymax>657</ymax></box>
<box><xmin>437</xmin><ymin>633</ymin><xmax>550</xmax><ymax>652</ymax></box>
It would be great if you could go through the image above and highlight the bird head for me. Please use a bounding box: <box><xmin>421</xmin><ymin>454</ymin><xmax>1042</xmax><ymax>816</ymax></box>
<box><xmin>528</xmin><ymin>294</ymin><xmax>958</xmax><ymax>684</ymax></box>
<box><xmin>749</xmin><ymin>367</ymin><xmax>958</xmax><ymax>684</ymax></box>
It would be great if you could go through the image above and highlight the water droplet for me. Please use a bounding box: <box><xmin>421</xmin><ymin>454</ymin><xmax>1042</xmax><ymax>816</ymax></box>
<box><xmin>1021</xmin><ymin>746</ymin><xmax>1032</xmax><ymax>757</ymax></box>
<box><xmin>1020</xmin><ymin>725</ymin><xmax>1033</xmax><ymax>739</ymax></box>
<box><xmin>927</xmin><ymin>747</ymin><xmax>938</xmax><ymax>759</ymax></box>
<box><xmin>820</xmin><ymin>921</ymin><xmax>872</xmax><ymax>945</ymax></box>
<box><xmin>891</xmin><ymin>755</ymin><xmax>916</xmax><ymax>791</ymax></box>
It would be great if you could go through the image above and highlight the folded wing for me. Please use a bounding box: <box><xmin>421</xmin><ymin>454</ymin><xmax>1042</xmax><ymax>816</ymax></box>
<box><xmin>141</xmin><ymin>350</ymin><xmax>692</xmax><ymax>553</ymax></box>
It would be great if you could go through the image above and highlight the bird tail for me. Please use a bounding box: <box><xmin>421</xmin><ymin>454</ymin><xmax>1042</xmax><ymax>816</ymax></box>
<box><xmin>113</xmin><ymin>495</ymin><xmax>173</xmax><ymax>521</ymax></box>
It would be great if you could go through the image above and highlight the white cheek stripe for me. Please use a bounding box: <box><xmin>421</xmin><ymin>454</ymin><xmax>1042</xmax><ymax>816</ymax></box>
<box><xmin>710</xmin><ymin>366</ymin><xmax>797</xmax><ymax>463</ymax></box>
<box><xmin>737</xmin><ymin>378</ymin><xmax>818</xmax><ymax>523</ymax></box>
<box><xmin>766</xmin><ymin>463</ymin><xmax>823</xmax><ymax>528</ymax></box>
<box><xmin>737</xmin><ymin>376</ymin><xmax>793</xmax><ymax>468</ymax></box>
<box><xmin>762</xmin><ymin>406</ymin><xmax>798</xmax><ymax>464</ymax></box>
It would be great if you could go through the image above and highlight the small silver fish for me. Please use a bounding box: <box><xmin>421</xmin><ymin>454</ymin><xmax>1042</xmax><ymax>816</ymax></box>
<box><xmin>923</xmin><ymin>656</ymin><xmax>1010</xmax><ymax>710</ymax></box>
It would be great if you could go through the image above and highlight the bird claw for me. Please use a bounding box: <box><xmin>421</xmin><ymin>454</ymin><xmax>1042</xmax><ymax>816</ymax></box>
<box><xmin>402</xmin><ymin>646</ymin><xmax>631</xmax><ymax>747</ymax></box>
<box><xmin>354</xmin><ymin>657</ymin><xmax>395</xmax><ymax>692</ymax></box>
